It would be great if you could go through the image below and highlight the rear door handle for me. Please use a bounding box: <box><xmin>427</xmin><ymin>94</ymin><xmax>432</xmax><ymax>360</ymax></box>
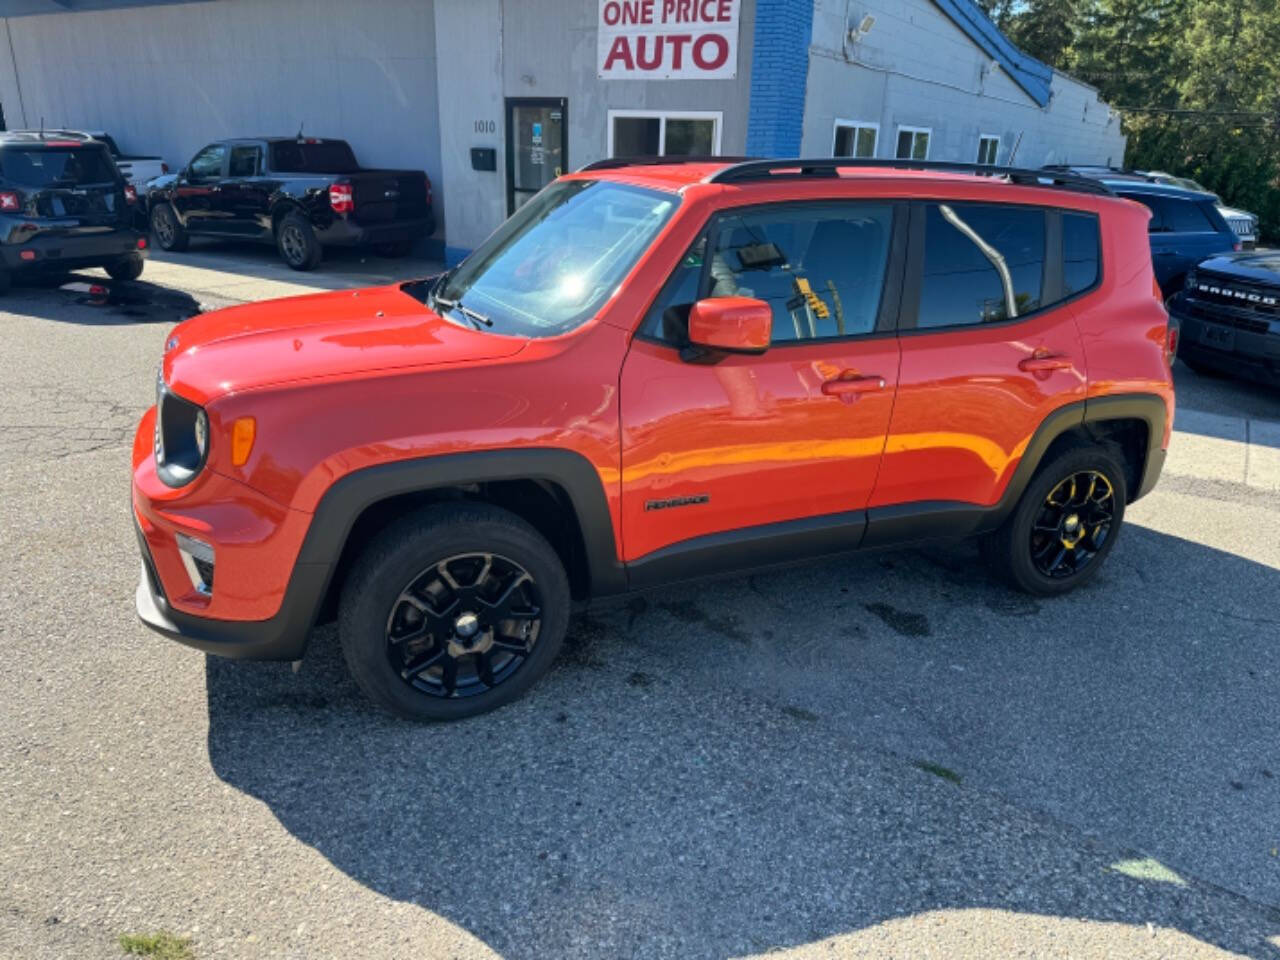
<box><xmin>821</xmin><ymin>374</ymin><xmax>886</xmax><ymax>399</ymax></box>
<box><xmin>1018</xmin><ymin>353</ymin><xmax>1073</xmax><ymax>372</ymax></box>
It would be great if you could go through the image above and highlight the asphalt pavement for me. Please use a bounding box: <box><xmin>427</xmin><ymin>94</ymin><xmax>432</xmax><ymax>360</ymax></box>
<box><xmin>2</xmin><ymin>249</ymin><xmax>1278</xmax><ymax>959</ymax></box>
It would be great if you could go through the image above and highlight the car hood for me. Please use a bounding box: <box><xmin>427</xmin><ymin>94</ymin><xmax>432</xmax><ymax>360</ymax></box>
<box><xmin>162</xmin><ymin>283</ymin><xmax>528</xmax><ymax>405</ymax></box>
<box><xmin>1216</xmin><ymin>204</ymin><xmax>1256</xmax><ymax>220</ymax></box>
<box><xmin>1197</xmin><ymin>251</ymin><xmax>1280</xmax><ymax>285</ymax></box>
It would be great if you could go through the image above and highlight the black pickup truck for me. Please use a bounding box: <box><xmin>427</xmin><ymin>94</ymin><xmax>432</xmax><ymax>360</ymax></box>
<box><xmin>146</xmin><ymin>137</ymin><xmax>434</xmax><ymax>270</ymax></box>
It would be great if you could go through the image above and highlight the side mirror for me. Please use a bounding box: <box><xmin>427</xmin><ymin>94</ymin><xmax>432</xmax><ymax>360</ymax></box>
<box><xmin>685</xmin><ymin>297</ymin><xmax>771</xmax><ymax>359</ymax></box>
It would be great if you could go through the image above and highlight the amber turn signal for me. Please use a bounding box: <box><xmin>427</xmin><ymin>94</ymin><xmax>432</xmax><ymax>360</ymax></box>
<box><xmin>231</xmin><ymin>417</ymin><xmax>256</xmax><ymax>466</ymax></box>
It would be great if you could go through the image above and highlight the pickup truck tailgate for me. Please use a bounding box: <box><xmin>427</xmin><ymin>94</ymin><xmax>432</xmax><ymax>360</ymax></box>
<box><xmin>351</xmin><ymin>172</ymin><xmax>429</xmax><ymax>224</ymax></box>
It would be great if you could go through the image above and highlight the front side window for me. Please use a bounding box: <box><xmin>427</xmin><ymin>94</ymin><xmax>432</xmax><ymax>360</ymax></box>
<box><xmin>434</xmin><ymin>179</ymin><xmax>678</xmax><ymax>337</ymax></box>
<box><xmin>896</xmin><ymin>127</ymin><xmax>930</xmax><ymax>160</ymax></box>
<box><xmin>609</xmin><ymin>111</ymin><xmax>720</xmax><ymax>157</ymax></box>
<box><xmin>188</xmin><ymin>144</ymin><xmax>225</xmax><ymax>180</ymax></box>
<box><xmin>644</xmin><ymin>204</ymin><xmax>894</xmax><ymax>344</ymax></box>
<box><xmin>834</xmin><ymin>122</ymin><xmax>878</xmax><ymax>158</ymax></box>
<box><xmin>917</xmin><ymin>203</ymin><xmax>1046</xmax><ymax>328</ymax></box>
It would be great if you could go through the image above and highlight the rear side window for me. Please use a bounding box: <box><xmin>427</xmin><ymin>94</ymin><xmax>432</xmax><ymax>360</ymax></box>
<box><xmin>1164</xmin><ymin>199</ymin><xmax>1217</xmax><ymax>233</ymax></box>
<box><xmin>0</xmin><ymin>146</ymin><xmax>117</xmax><ymax>186</ymax></box>
<box><xmin>1063</xmin><ymin>212</ymin><xmax>1100</xmax><ymax>295</ymax></box>
<box><xmin>228</xmin><ymin>145</ymin><xmax>261</xmax><ymax>177</ymax></box>
<box><xmin>270</xmin><ymin>141</ymin><xmax>359</xmax><ymax>174</ymax></box>
<box><xmin>917</xmin><ymin>203</ymin><xmax>1045</xmax><ymax>327</ymax></box>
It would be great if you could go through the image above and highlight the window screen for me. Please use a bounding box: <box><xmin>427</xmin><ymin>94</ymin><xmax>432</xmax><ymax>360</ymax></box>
<box><xmin>917</xmin><ymin>203</ymin><xmax>1046</xmax><ymax>327</ymax></box>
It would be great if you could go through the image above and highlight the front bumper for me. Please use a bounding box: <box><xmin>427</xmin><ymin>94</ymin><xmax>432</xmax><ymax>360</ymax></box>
<box><xmin>1170</xmin><ymin>293</ymin><xmax>1280</xmax><ymax>386</ymax></box>
<box><xmin>131</xmin><ymin>405</ymin><xmax>329</xmax><ymax>660</ymax></box>
<box><xmin>0</xmin><ymin>223</ymin><xmax>146</xmax><ymax>272</ymax></box>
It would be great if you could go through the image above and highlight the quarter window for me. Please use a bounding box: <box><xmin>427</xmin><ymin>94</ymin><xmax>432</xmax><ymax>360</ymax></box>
<box><xmin>895</xmin><ymin>126</ymin><xmax>931</xmax><ymax>160</ymax></box>
<box><xmin>833</xmin><ymin>121</ymin><xmax>878</xmax><ymax>158</ymax></box>
<box><xmin>1063</xmin><ymin>212</ymin><xmax>1101</xmax><ymax>294</ymax></box>
<box><xmin>917</xmin><ymin>203</ymin><xmax>1045</xmax><ymax>328</ymax></box>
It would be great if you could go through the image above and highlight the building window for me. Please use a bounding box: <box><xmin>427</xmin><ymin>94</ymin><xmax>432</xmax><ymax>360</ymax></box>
<box><xmin>977</xmin><ymin>134</ymin><xmax>1000</xmax><ymax>165</ymax></box>
<box><xmin>608</xmin><ymin>110</ymin><xmax>722</xmax><ymax>158</ymax></box>
<box><xmin>895</xmin><ymin>126</ymin><xmax>931</xmax><ymax>160</ymax></box>
<box><xmin>833</xmin><ymin>120</ymin><xmax>878</xmax><ymax>158</ymax></box>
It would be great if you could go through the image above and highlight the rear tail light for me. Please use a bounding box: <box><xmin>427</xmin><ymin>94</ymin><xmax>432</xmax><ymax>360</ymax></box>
<box><xmin>1233</xmin><ymin>241</ymin><xmax>1243</xmax><ymax>252</ymax></box>
<box><xmin>19</xmin><ymin>249</ymin><xmax>36</xmax><ymax>261</ymax></box>
<box><xmin>124</xmin><ymin>183</ymin><xmax>137</xmax><ymax>204</ymax></box>
<box><xmin>137</xmin><ymin>236</ymin><xmax>148</xmax><ymax>250</ymax></box>
<box><xmin>1167</xmin><ymin>323</ymin><xmax>1180</xmax><ymax>359</ymax></box>
<box><xmin>0</xmin><ymin>190</ymin><xmax>20</xmax><ymax>211</ymax></box>
<box><xmin>329</xmin><ymin>181</ymin><xmax>354</xmax><ymax>215</ymax></box>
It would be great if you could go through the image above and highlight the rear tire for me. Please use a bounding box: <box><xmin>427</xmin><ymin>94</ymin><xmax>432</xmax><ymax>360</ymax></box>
<box><xmin>276</xmin><ymin>213</ymin><xmax>322</xmax><ymax>271</ymax></box>
<box><xmin>150</xmin><ymin>203</ymin><xmax>188</xmax><ymax>252</ymax></box>
<box><xmin>105</xmin><ymin>254</ymin><xmax>144</xmax><ymax>282</ymax></box>
<box><xmin>339</xmin><ymin>503</ymin><xmax>571</xmax><ymax>722</ymax></box>
<box><xmin>982</xmin><ymin>445</ymin><xmax>1128</xmax><ymax>596</ymax></box>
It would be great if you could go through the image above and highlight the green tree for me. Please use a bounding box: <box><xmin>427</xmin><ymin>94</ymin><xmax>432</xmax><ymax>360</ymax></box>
<box><xmin>1070</xmin><ymin>0</ymin><xmax>1189</xmax><ymax>108</ymax></box>
<box><xmin>1003</xmin><ymin>0</ymin><xmax>1079</xmax><ymax>69</ymax></box>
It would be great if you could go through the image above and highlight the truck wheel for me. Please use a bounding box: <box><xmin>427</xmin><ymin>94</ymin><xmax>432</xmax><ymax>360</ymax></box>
<box><xmin>105</xmin><ymin>254</ymin><xmax>145</xmax><ymax>282</ymax></box>
<box><xmin>150</xmin><ymin>203</ymin><xmax>188</xmax><ymax>252</ymax></box>
<box><xmin>982</xmin><ymin>445</ymin><xmax>1128</xmax><ymax>597</ymax></box>
<box><xmin>276</xmin><ymin>213</ymin><xmax>322</xmax><ymax>271</ymax></box>
<box><xmin>339</xmin><ymin>503</ymin><xmax>571</xmax><ymax>721</ymax></box>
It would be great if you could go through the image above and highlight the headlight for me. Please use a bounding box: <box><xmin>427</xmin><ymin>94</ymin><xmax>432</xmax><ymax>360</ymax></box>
<box><xmin>155</xmin><ymin>380</ymin><xmax>210</xmax><ymax>488</ymax></box>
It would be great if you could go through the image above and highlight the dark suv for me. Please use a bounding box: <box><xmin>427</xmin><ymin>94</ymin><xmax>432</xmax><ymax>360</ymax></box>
<box><xmin>0</xmin><ymin>131</ymin><xmax>147</xmax><ymax>291</ymax></box>
<box><xmin>1171</xmin><ymin>252</ymin><xmax>1280</xmax><ymax>385</ymax></box>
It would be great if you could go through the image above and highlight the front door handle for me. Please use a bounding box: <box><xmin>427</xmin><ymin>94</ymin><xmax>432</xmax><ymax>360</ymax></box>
<box><xmin>821</xmin><ymin>374</ymin><xmax>886</xmax><ymax>399</ymax></box>
<box><xmin>1018</xmin><ymin>353</ymin><xmax>1073</xmax><ymax>373</ymax></box>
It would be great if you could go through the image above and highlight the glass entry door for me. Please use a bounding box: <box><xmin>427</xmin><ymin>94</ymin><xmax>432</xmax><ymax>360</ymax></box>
<box><xmin>506</xmin><ymin>98</ymin><xmax>566</xmax><ymax>214</ymax></box>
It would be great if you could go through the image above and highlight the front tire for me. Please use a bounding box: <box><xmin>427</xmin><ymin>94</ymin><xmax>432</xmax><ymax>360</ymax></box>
<box><xmin>983</xmin><ymin>445</ymin><xmax>1127</xmax><ymax>596</ymax></box>
<box><xmin>276</xmin><ymin>213</ymin><xmax>322</xmax><ymax>271</ymax></box>
<box><xmin>105</xmin><ymin>254</ymin><xmax>144</xmax><ymax>282</ymax></box>
<box><xmin>150</xmin><ymin>203</ymin><xmax>188</xmax><ymax>252</ymax></box>
<box><xmin>339</xmin><ymin>503</ymin><xmax>571</xmax><ymax>721</ymax></box>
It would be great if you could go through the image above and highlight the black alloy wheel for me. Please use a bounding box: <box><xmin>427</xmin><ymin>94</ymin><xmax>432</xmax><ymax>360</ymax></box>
<box><xmin>386</xmin><ymin>552</ymin><xmax>542</xmax><ymax>699</ymax></box>
<box><xmin>150</xmin><ymin>203</ymin><xmax>187</xmax><ymax>251</ymax></box>
<box><xmin>1029</xmin><ymin>470</ymin><xmax>1115</xmax><ymax>578</ymax></box>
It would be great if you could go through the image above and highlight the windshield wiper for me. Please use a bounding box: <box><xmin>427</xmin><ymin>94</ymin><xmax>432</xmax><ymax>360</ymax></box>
<box><xmin>455</xmin><ymin>303</ymin><xmax>493</xmax><ymax>329</ymax></box>
<box><xmin>427</xmin><ymin>268</ymin><xmax>456</xmax><ymax>313</ymax></box>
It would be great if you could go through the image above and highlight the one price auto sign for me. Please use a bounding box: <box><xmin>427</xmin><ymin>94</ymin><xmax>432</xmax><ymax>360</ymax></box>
<box><xmin>598</xmin><ymin>0</ymin><xmax>741</xmax><ymax>80</ymax></box>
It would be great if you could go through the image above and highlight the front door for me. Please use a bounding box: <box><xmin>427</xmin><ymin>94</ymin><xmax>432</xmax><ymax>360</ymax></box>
<box><xmin>506</xmin><ymin>98</ymin><xmax>566</xmax><ymax>215</ymax></box>
<box><xmin>173</xmin><ymin>142</ymin><xmax>227</xmax><ymax>234</ymax></box>
<box><xmin>620</xmin><ymin>201</ymin><xmax>906</xmax><ymax>579</ymax></box>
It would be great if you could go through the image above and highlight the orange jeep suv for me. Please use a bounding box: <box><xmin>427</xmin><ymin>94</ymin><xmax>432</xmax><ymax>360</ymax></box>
<box><xmin>132</xmin><ymin>158</ymin><xmax>1175</xmax><ymax>720</ymax></box>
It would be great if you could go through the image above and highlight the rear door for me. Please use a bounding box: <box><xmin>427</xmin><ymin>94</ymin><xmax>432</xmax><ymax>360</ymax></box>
<box><xmin>619</xmin><ymin>200</ymin><xmax>905</xmax><ymax>576</ymax></box>
<box><xmin>174</xmin><ymin>143</ymin><xmax>227</xmax><ymax>233</ymax></box>
<box><xmin>869</xmin><ymin>201</ymin><xmax>1088</xmax><ymax>538</ymax></box>
<box><xmin>221</xmin><ymin>142</ymin><xmax>270</xmax><ymax>237</ymax></box>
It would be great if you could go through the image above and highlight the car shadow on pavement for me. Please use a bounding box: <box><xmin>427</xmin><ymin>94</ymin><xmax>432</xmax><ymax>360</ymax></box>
<box><xmin>3</xmin><ymin>275</ymin><xmax>205</xmax><ymax>325</ymax></box>
<box><xmin>205</xmin><ymin>526</ymin><xmax>1280</xmax><ymax>958</ymax></box>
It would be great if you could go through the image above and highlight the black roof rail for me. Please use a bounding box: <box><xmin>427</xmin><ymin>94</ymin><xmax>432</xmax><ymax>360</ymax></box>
<box><xmin>578</xmin><ymin>154</ymin><xmax>755</xmax><ymax>172</ymax></box>
<box><xmin>707</xmin><ymin>158</ymin><xmax>1115</xmax><ymax>196</ymax></box>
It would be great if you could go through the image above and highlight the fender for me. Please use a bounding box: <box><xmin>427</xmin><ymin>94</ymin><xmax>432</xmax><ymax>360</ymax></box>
<box><xmin>862</xmin><ymin>392</ymin><xmax>1167</xmax><ymax>547</ymax></box>
<box><xmin>136</xmin><ymin>448</ymin><xmax>625</xmax><ymax>661</ymax></box>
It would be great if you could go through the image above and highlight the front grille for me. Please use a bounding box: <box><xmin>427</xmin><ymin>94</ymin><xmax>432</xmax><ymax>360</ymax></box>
<box><xmin>1188</xmin><ymin>302</ymin><xmax>1273</xmax><ymax>334</ymax></box>
<box><xmin>1229</xmin><ymin>218</ymin><xmax>1255</xmax><ymax>237</ymax></box>
<box><xmin>1187</xmin><ymin>272</ymin><xmax>1280</xmax><ymax>319</ymax></box>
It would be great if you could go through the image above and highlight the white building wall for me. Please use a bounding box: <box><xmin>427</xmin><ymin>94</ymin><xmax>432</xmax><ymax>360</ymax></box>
<box><xmin>0</xmin><ymin>0</ymin><xmax>445</xmax><ymax>237</ymax></box>
<box><xmin>800</xmin><ymin>0</ymin><xmax>1125</xmax><ymax>167</ymax></box>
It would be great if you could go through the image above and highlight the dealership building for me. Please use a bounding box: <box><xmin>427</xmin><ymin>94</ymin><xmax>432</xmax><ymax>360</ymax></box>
<box><xmin>0</xmin><ymin>0</ymin><xmax>1125</xmax><ymax>263</ymax></box>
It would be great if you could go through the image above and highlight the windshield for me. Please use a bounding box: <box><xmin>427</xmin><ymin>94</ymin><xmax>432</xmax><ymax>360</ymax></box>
<box><xmin>269</xmin><ymin>141</ymin><xmax>359</xmax><ymax>174</ymax></box>
<box><xmin>0</xmin><ymin>146</ymin><xmax>118</xmax><ymax>186</ymax></box>
<box><xmin>434</xmin><ymin>179</ymin><xmax>678</xmax><ymax>337</ymax></box>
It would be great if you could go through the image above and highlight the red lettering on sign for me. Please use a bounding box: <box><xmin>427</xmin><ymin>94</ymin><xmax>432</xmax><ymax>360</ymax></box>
<box><xmin>640</xmin><ymin>0</ymin><xmax>655</xmax><ymax>23</ymax></box>
<box><xmin>603</xmin><ymin>1</ymin><xmax>621</xmax><ymax>26</ymax></box>
<box><xmin>667</xmin><ymin>33</ymin><xmax>691</xmax><ymax>68</ymax></box>
<box><xmin>603</xmin><ymin>34</ymin><xmax>635</xmax><ymax>71</ymax></box>
<box><xmin>661</xmin><ymin>0</ymin><xmax>676</xmax><ymax>21</ymax></box>
<box><xmin>692</xmin><ymin>32</ymin><xmax>729</xmax><ymax>69</ymax></box>
<box><xmin>634</xmin><ymin>35</ymin><xmax>663</xmax><ymax>69</ymax></box>
<box><xmin>717</xmin><ymin>0</ymin><xmax>732</xmax><ymax>20</ymax></box>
